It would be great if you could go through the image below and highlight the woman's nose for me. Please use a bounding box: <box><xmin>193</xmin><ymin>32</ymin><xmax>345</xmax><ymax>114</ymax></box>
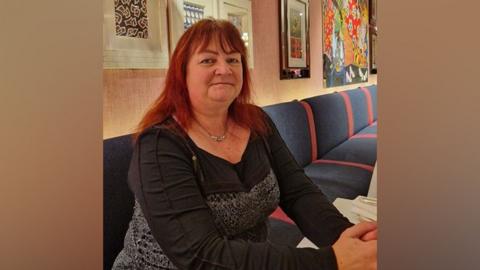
<box><xmin>214</xmin><ymin>60</ymin><xmax>233</xmax><ymax>75</ymax></box>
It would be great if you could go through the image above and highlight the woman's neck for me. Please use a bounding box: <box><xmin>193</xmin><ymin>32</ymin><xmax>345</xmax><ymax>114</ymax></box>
<box><xmin>192</xmin><ymin>109</ymin><xmax>229</xmax><ymax>135</ymax></box>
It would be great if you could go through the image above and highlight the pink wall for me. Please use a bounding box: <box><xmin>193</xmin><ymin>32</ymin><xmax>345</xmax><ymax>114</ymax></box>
<box><xmin>103</xmin><ymin>0</ymin><xmax>377</xmax><ymax>138</ymax></box>
<box><xmin>103</xmin><ymin>69</ymin><xmax>166</xmax><ymax>138</ymax></box>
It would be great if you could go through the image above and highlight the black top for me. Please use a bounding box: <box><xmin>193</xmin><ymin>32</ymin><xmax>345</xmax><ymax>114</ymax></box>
<box><xmin>113</xmin><ymin>114</ymin><xmax>352</xmax><ymax>270</ymax></box>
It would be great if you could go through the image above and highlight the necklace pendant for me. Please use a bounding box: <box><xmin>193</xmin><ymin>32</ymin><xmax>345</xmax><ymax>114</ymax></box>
<box><xmin>210</xmin><ymin>134</ymin><xmax>226</xmax><ymax>142</ymax></box>
<box><xmin>194</xmin><ymin>118</ymin><xmax>227</xmax><ymax>142</ymax></box>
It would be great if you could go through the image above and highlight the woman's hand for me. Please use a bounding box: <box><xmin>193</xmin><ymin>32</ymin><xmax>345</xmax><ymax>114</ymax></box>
<box><xmin>332</xmin><ymin>222</ymin><xmax>377</xmax><ymax>270</ymax></box>
<box><xmin>360</xmin><ymin>228</ymin><xmax>377</xmax><ymax>241</ymax></box>
<box><xmin>359</xmin><ymin>221</ymin><xmax>377</xmax><ymax>241</ymax></box>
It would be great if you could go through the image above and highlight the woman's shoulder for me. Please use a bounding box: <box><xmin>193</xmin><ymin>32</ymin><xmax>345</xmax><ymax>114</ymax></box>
<box><xmin>136</xmin><ymin>117</ymin><xmax>189</xmax><ymax>152</ymax></box>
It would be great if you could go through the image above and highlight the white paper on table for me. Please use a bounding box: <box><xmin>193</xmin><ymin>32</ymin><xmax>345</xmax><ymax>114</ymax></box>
<box><xmin>368</xmin><ymin>162</ymin><xmax>377</xmax><ymax>198</ymax></box>
<box><xmin>351</xmin><ymin>196</ymin><xmax>377</xmax><ymax>221</ymax></box>
<box><xmin>296</xmin><ymin>237</ymin><xmax>319</xmax><ymax>249</ymax></box>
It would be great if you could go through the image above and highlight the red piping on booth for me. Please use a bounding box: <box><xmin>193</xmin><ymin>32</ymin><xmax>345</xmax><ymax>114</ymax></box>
<box><xmin>300</xmin><ymin>101</ymin><xmax>318</xmax><ymax>162</ymax></box>
<box><xmin>351</xmin><ymin>134</ymin><xmax>377</xmax><ymax>139</ymax></box>
<box><xmin>313</xmin><ymin>159</ymin><xmax>374</xmax><ymax>172</ymax></box>
<box><xmin>339</xmin><ymin>91</ymin><xmax>354</xmax><ymax>138</ymax></box>
<box><xmin>360</xmin><ymin>86</ymin><xmax>374</xmax><ymax>124</ymax></box>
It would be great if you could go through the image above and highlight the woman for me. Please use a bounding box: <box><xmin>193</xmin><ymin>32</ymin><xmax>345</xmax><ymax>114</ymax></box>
<box><xmin>113</xmin><ymin>19</ymin><xmax>377</xmax><ymax>270</ymax></box>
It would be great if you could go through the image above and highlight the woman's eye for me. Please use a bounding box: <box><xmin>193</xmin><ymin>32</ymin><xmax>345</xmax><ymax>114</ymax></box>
<box><xmin>227</xmin><ymin>58</ymin><xmax>241</xmax><ymax>64</ymax></box>
<box><xmin>200</xmin><ymin>58</ymin><xmax>215</xmax><ymax>64</ymax></box>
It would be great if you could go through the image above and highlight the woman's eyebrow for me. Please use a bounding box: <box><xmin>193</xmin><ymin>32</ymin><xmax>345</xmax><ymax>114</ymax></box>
<box><xmin>197</xmin><ymin>49</ymin><xmax>239</xmax><ymax>55</ymax></box>
<box><xmin>197</xmin><ymin>49</ymin><xmax>218</xmax><ymax>55</ymax></box>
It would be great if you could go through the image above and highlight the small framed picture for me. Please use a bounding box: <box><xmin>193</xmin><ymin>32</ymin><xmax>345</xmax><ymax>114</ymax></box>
<box><xmin>168</xmin><ymin>0</ymin><xmax>217</xmax><ymax>54</ymax></box>
<box><xmin>219</xmin><ymin>0</ymin><xmax>254</xmax><ymax>68</ymax></box>
<box><xmin>279</xmin><ymin>0</ymin><xmax>310</xmax><ymax>79</ymax></box>
<box><xmin>286</xmin><ymin>0</ymin><xmax>308</xmax><ymax>68</ymax></box>
<box><xmin>103</xmin><ymin>0</ymin><xmax>169</xmax><ymax>69</ymax></box>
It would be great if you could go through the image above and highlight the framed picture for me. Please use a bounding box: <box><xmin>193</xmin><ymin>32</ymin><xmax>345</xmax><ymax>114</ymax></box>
<box><xmin>369</xmin><ymin>0</ymin><xmax>377</xmax><ymax>73</ymax></box>
<box><xmin>370</xmin><ymin>34</ymin><xmax>377</xmax><ymax>73</ymax></box>
<box><xmin>370</xmin><ymin>0</ymin><xmax>377</xmax><ymax>22</ymax></box>
<box><xmin>168</xmin><ymin>0</ymin><xmax>218</xmax><ymax>52</ymax></box>
<box><xmin>219</xmin><ymin>0</ymin><xmax>254</xmax><ymax>68</ymax></box>
<box><xmin>322</xmin><ymin>0</ymin><xmax>369</xmax><ymax>87</ymax></box>
<box><xmin>287</xmin><ymin>0</ymin><xmax>307</xmax><ymax>68</ymax></box>
<box><xmin>103</xmin><ymin>0</ymin><xmax>169</xmax><ymax>69</ymax></box>
<box><xmin>279</xmin><ymin>0</ymin><xmax>310</xmax><ymax>79</ymax></box>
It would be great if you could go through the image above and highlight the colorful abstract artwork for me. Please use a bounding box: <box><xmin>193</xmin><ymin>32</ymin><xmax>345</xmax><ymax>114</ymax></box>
<box><xmin>322</xmin><ymin>0</ymin><xmax>369</xmax><ymax>87</ymax></box>
<box><xmin>114</xmin><ymin>0</ymin><xmax>149</xmax><ymax>38</ymax></box>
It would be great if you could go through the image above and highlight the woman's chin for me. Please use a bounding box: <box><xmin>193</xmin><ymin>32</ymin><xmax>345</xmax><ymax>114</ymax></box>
<box><xmin>208</xmin><ymin>87</ymin><xmax>238</xmax><ymax>104</ymax></box>
<box><xmin>209</xmin><ymin>95</ymin><xmax>235</xmax><ymax>105</ymax></box>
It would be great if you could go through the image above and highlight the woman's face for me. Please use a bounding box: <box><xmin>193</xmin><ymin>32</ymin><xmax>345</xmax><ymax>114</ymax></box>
<box><xmin>186</xmin><ymin>39</ymin><xmax>243</xmax><ymax>113</ymax></box>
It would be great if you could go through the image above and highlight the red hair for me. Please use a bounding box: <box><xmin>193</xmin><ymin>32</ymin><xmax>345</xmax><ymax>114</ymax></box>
<box><xmin>135</xmin><ymin>19</ymin><xmax>268</xmax><ymax>139</ymax></box>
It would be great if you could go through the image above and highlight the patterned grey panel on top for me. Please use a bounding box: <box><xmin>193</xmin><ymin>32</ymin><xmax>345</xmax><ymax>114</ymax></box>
<box><xmin>115</xmin><ymin>0</ymin><xmax>149</xmax><ymax>38</ymax></box>
<box><xmin>112</xmin><ymin>170</ymin><xmax>280</xmax><ymax>269</ymax></box>
<box><xmin>206</xmin><ymin>170</ymin><xmax>280</xmax><ymax>240</ymax></box>
<box><xmin>113</xmin><ymin>201</ymin><xmax>178</xmax><ymax>269</ymax></box>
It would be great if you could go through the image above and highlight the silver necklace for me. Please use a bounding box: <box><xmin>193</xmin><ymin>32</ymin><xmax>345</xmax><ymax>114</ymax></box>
<box><xmin>195</xmin><ymin>119</ymin><xmax>228</xmax><ymax>142</ymax></box>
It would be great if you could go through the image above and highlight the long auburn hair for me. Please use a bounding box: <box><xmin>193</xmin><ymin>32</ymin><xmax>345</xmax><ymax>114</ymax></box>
<box><xmin>134</xmin><ymin>19</ymin><xmax>268</xmax><ymax>139</ymax></box>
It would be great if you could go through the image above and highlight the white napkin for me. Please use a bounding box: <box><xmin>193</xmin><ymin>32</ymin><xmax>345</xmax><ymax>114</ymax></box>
<box><xmin>350</xmin><ymin>196</ymin><xmax>377</xmax><ymax>221</ymax></box>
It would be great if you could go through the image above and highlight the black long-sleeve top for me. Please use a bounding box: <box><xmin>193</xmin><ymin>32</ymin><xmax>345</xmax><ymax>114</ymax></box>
<box><xmin>112</xmin><ymin>114</ymin><xmax>352</xmax><ymax>270</ymax></box>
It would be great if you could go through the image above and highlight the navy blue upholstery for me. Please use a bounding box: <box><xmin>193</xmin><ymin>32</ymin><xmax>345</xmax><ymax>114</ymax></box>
<box><xmin>263</xmin><ymin>101</ymin><xmax>312</xmax><ymax>167</ymax></box>
<box><xmin>357</xmin><ymin>124</ymin><xmax>377</xmax><ymax>135</ymax></box>
<box><xmin>304</xmin><ymin>163</ymin><xmax>372</xmax><ymax>201</ymax></box>
<box><xmin>104</xmin><ymin>134</ymin><xmax>134</xmax><ymax>270</ymax></box>
<box><xmin>346</xmin><ymin>88</ymin><xmax>370</xmax><ymax>133</ymax></box>
<box><xmin>303</xmin><ymin>94</ymin><xmax>350</xmax><ymax>158</ymax></box>
<box><xmin>264</xmin><ymin>86</ymin><xmax>377</xmax><ymax>202</ymax></box>
<box><xmin>322</xmin><ymin>138</ymin><xmax>377</xmax><ymax>166</ymax></box>
<box><xmin>367</xmin><ymin>85</ymin><xmax>378</xmax><ymax>120</ymax></box>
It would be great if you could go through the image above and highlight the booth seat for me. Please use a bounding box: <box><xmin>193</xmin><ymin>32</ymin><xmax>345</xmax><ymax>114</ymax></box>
<box><xmin>263</xmin><ymin>85</ymin><xmax>377</xmax><ymax>202</ymax></box>
<box><xmin>103</xmin><ymin>135</ymin><xmax>134</xmax><ymax>270</ymax></box>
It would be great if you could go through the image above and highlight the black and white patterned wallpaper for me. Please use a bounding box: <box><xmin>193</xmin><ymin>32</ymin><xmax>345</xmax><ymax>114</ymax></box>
<box><xmin>115</xmin><ymin>0</ymin><xmax>149</xmax><ymax>38</ymax></box>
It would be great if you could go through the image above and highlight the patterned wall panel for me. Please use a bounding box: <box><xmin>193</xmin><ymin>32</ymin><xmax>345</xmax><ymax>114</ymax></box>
<box><xmin>115</xmin><ymin>0</ymin><xmax>149</xmax><ymax>38</ymax></box>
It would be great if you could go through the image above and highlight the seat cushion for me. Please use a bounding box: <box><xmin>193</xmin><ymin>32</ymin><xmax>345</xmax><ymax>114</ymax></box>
<box><xmin>322</xmin><ymin>137</ymin><xmax>377</xmax><ymax>166</ymax></box>
<box><xmin>304</xmin><ymin>162</ymin><xmax>372</xmax><ymax>202</ymax></box>
<box><xmin>263</xmin><ymin>101</ymin><xmax>313</xmax><ymax>167</ymax></box>
<box><xmin>356</xmin><ymin>122</ymin><xmax>377</xmax><ymax>135</ymax></box>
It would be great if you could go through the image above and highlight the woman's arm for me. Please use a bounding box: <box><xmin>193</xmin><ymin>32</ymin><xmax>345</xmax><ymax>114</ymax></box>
<box><xmin>264</xmin><ymin>115</ymin><xmax>354</xmax><ymax>247</ymax></box>
<box><xmin>128</xmin><ymin>128</ymin><xmax>339</xmax><ymax>270</ymax></box>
